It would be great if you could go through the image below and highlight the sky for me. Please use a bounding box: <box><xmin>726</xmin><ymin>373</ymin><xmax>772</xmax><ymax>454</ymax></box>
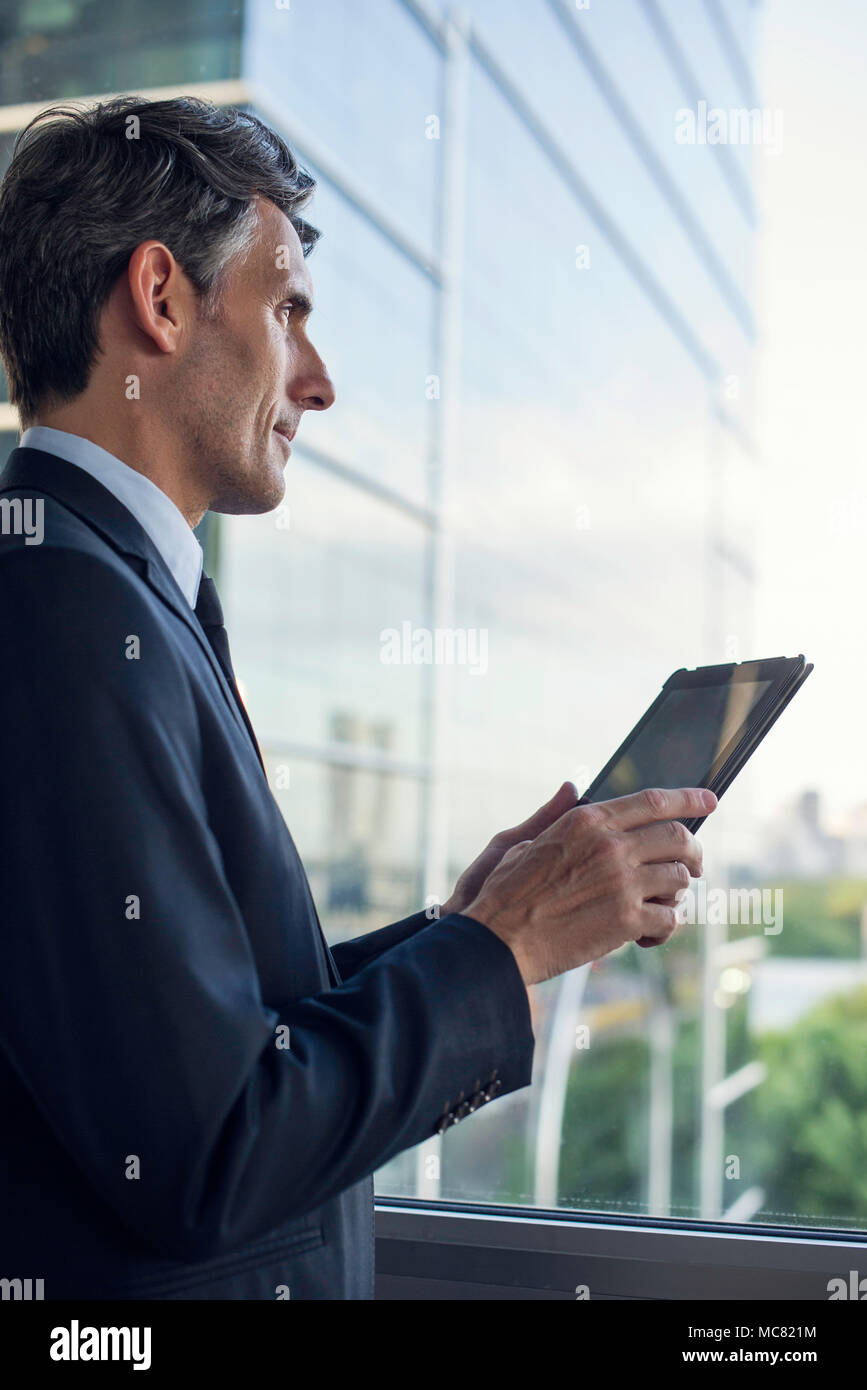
<box><xmin>753</xmin><ymin>0</ymin><xmax>867</xmax><ymax>830</ymax></box>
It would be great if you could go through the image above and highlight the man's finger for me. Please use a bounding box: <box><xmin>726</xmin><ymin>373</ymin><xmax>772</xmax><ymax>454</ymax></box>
<box><xmin>629</xmin><ymin>819</ymin><xmax>703</xmax><ymax>878</ymax></box>
<box><xmin>506</xmin><ymin>780</ymin><xmax>579</xmax><ymax>842</ymax></box>
<box><xmin>639</xmin><ymin>860</ymin><xmax>691</xmax><ymax>902</ymax></box>
<box><xmin>634</xmin><ymin>901</ymin><xmax>680</xmax><ymax>945</ymax></box>
<box><xmin>591</xmin><ymin>786</ymin><xmax>717</xmax><ymax>832</ymax></box>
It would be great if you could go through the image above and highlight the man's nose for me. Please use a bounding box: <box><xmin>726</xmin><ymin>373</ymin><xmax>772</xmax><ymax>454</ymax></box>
<box><xmin>294</xmin><ymin>345</ymin><xmax>335</xmax><ymax>412</ymax></box>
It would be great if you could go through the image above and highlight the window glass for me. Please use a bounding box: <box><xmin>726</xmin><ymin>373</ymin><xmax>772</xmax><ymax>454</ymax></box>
<box><xmin>2</xmin><ymin>0</ymin><xmax>864</xmax><ymax>1238</ymax></box>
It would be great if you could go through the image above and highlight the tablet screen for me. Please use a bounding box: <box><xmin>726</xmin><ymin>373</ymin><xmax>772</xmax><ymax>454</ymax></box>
<box><xmin>588</xmin><ymin>678</ymin><xmax>773</xmax><ymax>800</ymax></box>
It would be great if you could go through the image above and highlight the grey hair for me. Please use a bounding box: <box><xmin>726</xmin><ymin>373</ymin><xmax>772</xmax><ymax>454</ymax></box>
<box><xmin>0</xmin><ymin>95</ymin><xmax>321</xmax><ymax>425</ymax></box>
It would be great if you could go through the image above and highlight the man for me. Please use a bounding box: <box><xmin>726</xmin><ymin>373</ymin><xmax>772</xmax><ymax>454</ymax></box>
<box><xmin>0</xmin><ymin>96</ymin><xmax>715</xmax><ymax>1300</ymax></box>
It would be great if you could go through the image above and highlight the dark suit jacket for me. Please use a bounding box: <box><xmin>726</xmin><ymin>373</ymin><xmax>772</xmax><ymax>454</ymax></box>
<box><xmin>0</xmin><ymin>446</ymin><xmax>535</xmax><ymax>1300</ymax></box>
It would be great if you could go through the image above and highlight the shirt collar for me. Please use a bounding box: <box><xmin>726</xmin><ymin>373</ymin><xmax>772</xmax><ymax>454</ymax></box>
<box><xmin>19</xmin><ymin>425</ymin><xmax>203</xmax><ymax>608</ymax></box>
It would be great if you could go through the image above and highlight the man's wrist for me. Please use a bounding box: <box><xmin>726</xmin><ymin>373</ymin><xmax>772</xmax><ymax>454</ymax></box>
<box><xmin>462</xmin><ymin>898</ymin><xmax>532</xmax><ymax>989</ymax></box>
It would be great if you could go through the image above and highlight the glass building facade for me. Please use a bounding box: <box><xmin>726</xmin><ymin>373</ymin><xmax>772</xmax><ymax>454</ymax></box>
<box><xmin>232</xmin><ymin>0</ymin><xmax>762</xmax><ymax>1219</ymax></box>
<box><xmin>2</xmin><ymin>0</ymin><xmax>865</xmax><ymax>1235</ymax></box>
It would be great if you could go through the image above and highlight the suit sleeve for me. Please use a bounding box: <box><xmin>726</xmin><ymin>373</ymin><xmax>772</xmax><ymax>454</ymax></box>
<box><xmin>0</xmin><ymin>548</ymin><xmax>535</xmax><ymax>1263</ymax></box>
<box><xmin>330</xmin><ymin>909</ymin><xmax>435</xmax><ymax>977</ymax></box>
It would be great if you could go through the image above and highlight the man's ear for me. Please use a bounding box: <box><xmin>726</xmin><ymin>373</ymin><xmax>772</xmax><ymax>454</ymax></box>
<box><xmin>126</xmin><ymin>240</ymin><xmax>191</xmax><ymax>354</ymax></box>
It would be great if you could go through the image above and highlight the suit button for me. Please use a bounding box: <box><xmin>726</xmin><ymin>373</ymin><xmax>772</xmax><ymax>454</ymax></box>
<box><xmin>455</xmin><ymin>1102</ymin><xmax>471</xmax><ymax>1121</ymax></box>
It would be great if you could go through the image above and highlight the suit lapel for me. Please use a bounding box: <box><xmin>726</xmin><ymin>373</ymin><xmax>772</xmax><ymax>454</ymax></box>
<box><xmin>0</xmin><ymin>447</ymin><xmax>261</xmax><ymax>764</ymax></box>
<box><xmin>1</xmin><ymin>444</ymin><xmax>342</xmax><ymax>989</ymax></box>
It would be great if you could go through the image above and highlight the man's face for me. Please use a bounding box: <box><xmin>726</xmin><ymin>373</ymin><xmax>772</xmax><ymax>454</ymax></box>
<box><xmin>177</xmin><ymin>196</ymin><xmax>334</xmax><ymax>514</ymax></box>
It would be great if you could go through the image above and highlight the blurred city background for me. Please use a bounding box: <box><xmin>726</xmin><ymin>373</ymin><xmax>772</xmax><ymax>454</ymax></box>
<box><xmin>1</xmin><ymin>0</ymin><xmax>865</xmax><ymax>1231</ymax></box>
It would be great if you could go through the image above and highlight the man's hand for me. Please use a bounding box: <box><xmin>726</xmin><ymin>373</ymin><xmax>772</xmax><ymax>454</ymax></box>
<box><xmin>440</xmin><ymin>781</ymin><xmax>580</xmax><ymax>918</ymax></box>
<box><xmin>463</xmin><ymin>786</ymin><xmax>717</xmax><ymax>987</ymax></box>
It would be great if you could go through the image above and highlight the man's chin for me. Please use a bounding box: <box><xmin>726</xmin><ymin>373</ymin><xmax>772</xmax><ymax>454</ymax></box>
<box><xmin>209</xmin><ymin>453</ymin><xmax>287</xmax><ymax>515</ymax></box>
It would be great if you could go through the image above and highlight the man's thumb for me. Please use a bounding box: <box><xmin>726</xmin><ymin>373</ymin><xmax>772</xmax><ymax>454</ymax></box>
<box><xmin>500</xmin><ymin>839</ymin><xmax>533</xmax><ymax>867</ymax></box>
<box><xmin>514</xmin><ymin>780</ymin><xmax>578</xmax><ymax>840</ymax></box>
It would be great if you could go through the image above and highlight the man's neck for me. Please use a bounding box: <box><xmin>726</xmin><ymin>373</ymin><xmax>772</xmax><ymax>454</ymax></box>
<box><xmin>28</xmin><ymin>409</ymin><xmax>206</xmax><ymax>528</ymax></box>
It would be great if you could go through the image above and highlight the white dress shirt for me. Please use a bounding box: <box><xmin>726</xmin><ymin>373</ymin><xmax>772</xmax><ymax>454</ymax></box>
<box><xmin>19</xmin><ymin>425</ymin><xmax>203</xmax><ymax>608</ymax></box>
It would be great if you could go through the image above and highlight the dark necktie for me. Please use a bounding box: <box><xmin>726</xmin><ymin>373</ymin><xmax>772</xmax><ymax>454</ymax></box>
<box><xmin>194</xmin><ymin>573</ymin><xmax>265</xmax><ymax>772</ymax></box>
<box><xmin>195</xmin><ymin>573</ymin><xmax>341</xmax><ymax>987</ymax></box>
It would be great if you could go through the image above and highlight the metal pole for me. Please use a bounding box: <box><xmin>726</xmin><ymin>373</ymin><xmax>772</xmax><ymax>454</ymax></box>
<box><xmin>415</xmin><ymin>7</ymin><xmax>470</xmax><ymax>1201</ymax></box>
<box><xmin>533</xmin><ymin>966</ymin><xmax>591</xmax><ymax>1207</ymax></box>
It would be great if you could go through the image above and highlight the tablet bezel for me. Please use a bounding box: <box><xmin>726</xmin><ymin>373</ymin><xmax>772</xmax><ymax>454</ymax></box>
<box><xmin>583</xmin><ymin>655</ymin><xmax>812</xmax><ymax>832</ymax></box>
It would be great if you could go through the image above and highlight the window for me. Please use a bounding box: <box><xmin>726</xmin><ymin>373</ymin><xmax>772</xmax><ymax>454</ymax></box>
<box><xmin>2</xmin><ymin>0</ymin><xmax>864</xmax><ymax>1279</ymax></box>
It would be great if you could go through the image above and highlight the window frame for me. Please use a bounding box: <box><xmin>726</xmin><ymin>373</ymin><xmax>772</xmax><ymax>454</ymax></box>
<box><xmin>375</xmin><ymin>1199</ymin><xmax>867</xmax><ymax>1299</ymax></box>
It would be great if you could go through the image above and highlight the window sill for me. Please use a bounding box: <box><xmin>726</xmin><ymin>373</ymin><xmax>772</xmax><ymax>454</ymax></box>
<box><xmin>375</xmin><ymin>1199</ymin><xmax>867</xmax><ymax>1299</ymax></box>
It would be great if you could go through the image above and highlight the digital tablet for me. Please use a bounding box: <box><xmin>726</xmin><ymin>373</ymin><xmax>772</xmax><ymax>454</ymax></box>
<box><xmin>582</xmin><ymin>655</ymin><xmax>813</xmax><ymax>832</ymax></box>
